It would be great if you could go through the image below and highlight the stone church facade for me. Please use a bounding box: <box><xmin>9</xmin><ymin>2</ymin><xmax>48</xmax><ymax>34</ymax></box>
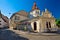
<box><xmin>29</xmin><ymin>2</ymin><xmax>58</xmax><ymax>32</ymax></box>
<box><xmin>10</xmin><ymin>2</ymin><xmax>58</xmax><ymax>32</ymax></box>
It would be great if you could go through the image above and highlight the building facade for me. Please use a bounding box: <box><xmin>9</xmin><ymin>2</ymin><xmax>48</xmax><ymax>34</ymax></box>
<box><xmin>0</xmin><ymin>11</ymin><xmax>9</xmax><ymax>28</ymax></box>
<box><xmin>29</xmin><ymin>2</ymin><xmax>58</xmax><ymax>32</ymax></box>
<box><xmin>10</xmin><ymin>10</ymin><xmax>29</xmax><ymax>29</ymax></box>
<box><xmin>10</xmin><ymin>2</ymin><xmax>58</xmax><ymax>32</ymax></box>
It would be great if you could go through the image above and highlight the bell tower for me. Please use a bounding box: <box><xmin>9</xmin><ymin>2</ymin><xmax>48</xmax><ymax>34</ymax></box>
<box><xmin>30</xmin><ymin>2</ymin><xmax>40</xmax><ymax>17</ymax></box>
<box><xmin>32</xmin><ymin>2</ymin><xmax>38</xmax><ymax>10</ymax></box>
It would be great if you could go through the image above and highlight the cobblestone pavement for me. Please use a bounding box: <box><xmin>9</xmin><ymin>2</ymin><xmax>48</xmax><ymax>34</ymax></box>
<box><xmin>12</xmin><ymin>30</ymin><xmax>60</xmax><ymax>40</ymax></box>
<box><xmin>0</xmin><ymin>29</ymin><xmax>60</xmax><ymax>40</ymax></box>
<box><xmin>0</xmin><ymin>29</ymin><xmax>28</xmax><ymax>40</ymax></box>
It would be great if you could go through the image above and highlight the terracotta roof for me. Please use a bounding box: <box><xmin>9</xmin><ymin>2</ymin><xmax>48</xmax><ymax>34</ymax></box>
<box><xmin>17</xmin><ymin>10</ymin><xmax>28</xmax><ymax>17</ymax></box>
<box><xmin>10</xmin><ymin>10</ymin><xmax>28</xmax><ymax>19</ymax></box>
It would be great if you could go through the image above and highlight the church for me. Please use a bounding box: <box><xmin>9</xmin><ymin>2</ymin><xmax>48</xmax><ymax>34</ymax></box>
<box><xmin>10</xmin><ymin>2</ymin><xmax>58</xmax><ymax>32</ymax></box>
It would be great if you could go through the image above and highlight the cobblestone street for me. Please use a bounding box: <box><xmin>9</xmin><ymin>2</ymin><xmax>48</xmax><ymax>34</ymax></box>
<box><xmin>0</xmin><ymin>29</ymin><xmax>28</xmax><ymax>40</ymax></box>
<box><xmin>10</xmin><ymin>29</ymin><xmax>60</xmax><ymax>40</ymax></box>
<box><xmin>0</xmin><ymin>29</ymin><xmax>60</xmax><ymax>40</ymax></box>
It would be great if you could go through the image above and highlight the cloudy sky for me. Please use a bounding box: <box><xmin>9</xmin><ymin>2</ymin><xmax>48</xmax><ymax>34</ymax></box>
<box><xmin>0</xmin><ymin>0</ymin><xmax>60</xmax><ymax>18</ymax></box>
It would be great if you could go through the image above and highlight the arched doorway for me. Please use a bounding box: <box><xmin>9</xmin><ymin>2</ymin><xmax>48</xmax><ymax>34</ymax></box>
<box><xmin>46</xmin><ymin>22</ymin><xmax>50</xmax><ymax>32</ymax></box>
<box><xmin>49</xmin><ymin>22</ymin><xmax>51</xmax><ymax>28</ymax></box>
<box><xmin>46</xmin><ymin>22</ymin><xmax>49</xmax><ymax>28</ymax></box>
<box><xmin>34</xmin><ymin>22</ymin><xmax>37</xmax><ymax>30</ymax></box>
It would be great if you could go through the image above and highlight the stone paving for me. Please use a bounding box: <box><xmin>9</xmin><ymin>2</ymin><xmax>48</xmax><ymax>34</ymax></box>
<box><xmin>12</xmin><ymin>30</ymin><xmax>60</xmax><ymax>40</ymax></box>
<box><xmin>0</xmin><ymin>29</ymin><xmax>60</xmax><ymax>40</ymax></box>
<box><xmin>0</xmin><ymin>29</ymin><xmax>28</xmax><ymax>40</ymax></box>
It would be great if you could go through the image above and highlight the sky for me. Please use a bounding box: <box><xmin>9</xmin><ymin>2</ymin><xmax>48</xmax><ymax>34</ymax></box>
<box><xmin>0</xmin><ymin>0</ymin><xmax>60</xmax><ymax>18</ymax></box>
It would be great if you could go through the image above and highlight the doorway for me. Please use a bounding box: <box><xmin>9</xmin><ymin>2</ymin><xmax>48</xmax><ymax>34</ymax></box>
<box><xmin>46</xmin><ymin>22</ymin><xmax>50</xmax><ymax>32</ymax></box>
<box><xmin>34</xmin><ymin>22</ymin><xmax>37</xmax><ymax>30</ymax></box>
<box><xmin>49</xmin><ymin>22</ymin><xmax>51</xmax><ymax>28</ymax></box>
<box><xmin>46</xmin><ymin>22</ymin><xmax>49</xmax><ymax>28</ymax></box>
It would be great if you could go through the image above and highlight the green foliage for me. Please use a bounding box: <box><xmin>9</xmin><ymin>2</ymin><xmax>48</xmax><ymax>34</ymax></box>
<box><xmin>56</xmin><ymin>19</ymin><xmax>60</xmax><ymax>27</ymax></box>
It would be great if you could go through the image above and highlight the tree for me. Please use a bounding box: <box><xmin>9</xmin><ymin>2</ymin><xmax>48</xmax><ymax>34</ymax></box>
<box><xmin>56</xmin><ymin>19</ymin><xmax>60</xmax><ymax>28</ymax></box>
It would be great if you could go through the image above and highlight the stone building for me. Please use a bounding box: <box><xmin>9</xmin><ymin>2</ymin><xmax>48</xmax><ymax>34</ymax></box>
<box><xmin>10</xmin><ymin>10</ymin><xmax>29</xmax><ymax>29</ymax></box>
<box><xmin>0</xmin><ymin>11</ymin><xmax>9</xmax><ymax>28</ymax></box>
<box><xmin>10</xmin><ymin>2</ymin><xmax>58</xmax><ymax>32</ymax></box>
<box><xmin>29</xmin><ymin>2</ymin><xmax>58</xmax><ymax>32</ymax></box>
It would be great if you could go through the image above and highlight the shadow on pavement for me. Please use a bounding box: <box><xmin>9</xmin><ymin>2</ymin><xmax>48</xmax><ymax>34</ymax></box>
<box><xmin>57</xmin><ymin>28</ymin><xmax>60</xmax><ymax>34</ymax></box>
<box><xmin>0</xmin><ymin>30</ymin><xmax>29</xmax><ymax>40</ymax></box>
